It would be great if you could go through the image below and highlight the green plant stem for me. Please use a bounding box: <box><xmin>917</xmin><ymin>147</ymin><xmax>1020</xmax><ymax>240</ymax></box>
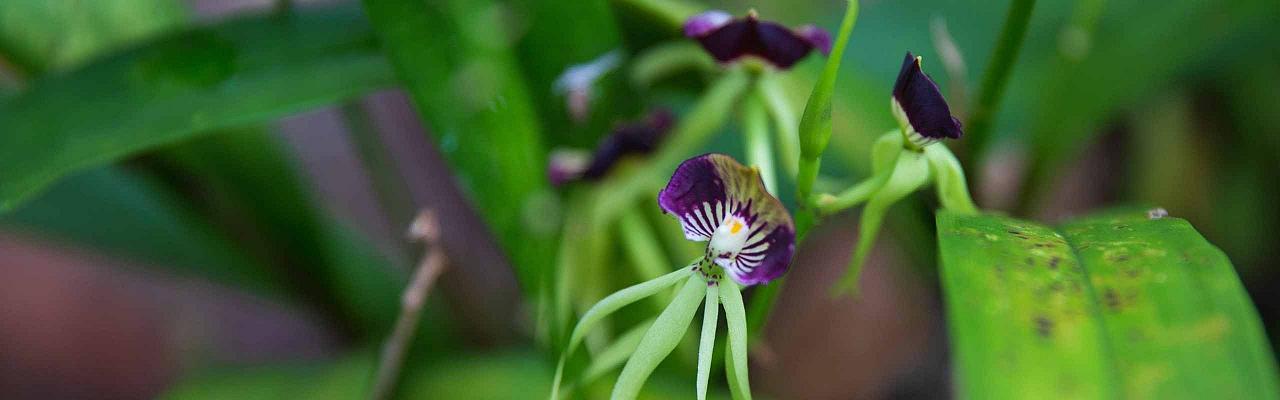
<box><xmin>748</xmin><ymin>0</ymin><xmax>859</xmax><ymax>342</ymax></box>
<box><xmin>742</xmin><ymin>92</ymin><xmax>778</xmax><ymax>194</ymax></box>
<box><xmin>964</xmin><ymin>0</ymin><xmax>1037</xmax><ymax>164</ymax></box>
<box><xmin>796</xmin><ymin>0</ymin><xmax>859</xmax><ymax>204</ymax></box>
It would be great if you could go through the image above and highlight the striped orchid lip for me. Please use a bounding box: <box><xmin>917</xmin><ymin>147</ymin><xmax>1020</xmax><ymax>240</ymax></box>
<box><xmin>658</xmin><ymin>154</ymin><xmax>795</xmax><ymax>286</ymax></box>
<box><xmin>548</xmin><ymin>110</ymin><xmax>675</xmax><ymax>186</ymax></box>
<box><xmin>892</xmin><ymin>52</ymin><xmax>963</xmax><ymax>147</ymax></box>
<box><xmin>683</xmin><ymin>10</ymin><xmax>832</xmax><ymax>70</ymax></box>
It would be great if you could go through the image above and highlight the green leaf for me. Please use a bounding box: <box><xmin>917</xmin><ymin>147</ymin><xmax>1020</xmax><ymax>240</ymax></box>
<box><xmin>0</xmin><ymin>166</ymin><xmax>283</xmax><ymax>297</ymax></box>
<box><xmin>612</xmin><ymin>274</ymin><xmax>704</xmax><ymax>400</ymax></box>
<box><xmin>937</xmin><ymin>210</ymin><xmax>1280</xmax><ymax>399</ymax></box>
<box><xmin>0</xmin><ymin>6</ymin><xmax>396</xmax><ymax>212</ymax></box>
<box><xmin>360</xmin><ymin>0</ymin><xmax>556</xmax><ymax>298</ymax></box>
<box><xmin>158</xmin><ymin>129</ymin><xmax>404</xmax><ymax>336</ymax></box>
<box><xmin>0</xmin><ymin>0</ymin><xmax>187</xmax><ymax>74</ymax></box>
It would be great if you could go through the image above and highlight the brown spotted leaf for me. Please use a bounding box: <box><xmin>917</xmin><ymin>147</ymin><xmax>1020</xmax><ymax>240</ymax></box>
<box><xmin>937</xmin><ymin>209</ymin><xmax>1279</xmax><ymax>399</ymax></box>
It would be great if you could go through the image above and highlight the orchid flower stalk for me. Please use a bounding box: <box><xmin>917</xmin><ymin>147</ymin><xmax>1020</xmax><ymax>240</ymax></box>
<box><xmin>819</xmin><ymin>52</ymin><xmax>978</xmax><ymax>295</ymax></box>
<box><xmin>551</xmin><ymin>154</ymin><xmax>796</xmax><ymax>400</ymax></box>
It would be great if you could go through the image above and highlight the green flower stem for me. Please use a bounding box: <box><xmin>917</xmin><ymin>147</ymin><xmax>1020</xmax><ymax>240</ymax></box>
<box><xmin>815</xmin><ymin>132</ymin><xmax>905</xmax><ymax>215</ymax></box>
<box><xmin>551</xmin><ymin>264</ymin><xmax>694</xmax><ymax>400</ymax></box>
<box><xmin>796</xmin><ymin>0</ymin><xmax>859</xmax><ymax>204</ymax></box>
<box><xmin>742</xmin><ymin>92</ymin><xmax>778</xmax><ymax>194</ymax></box>
<box><xmin>610</xmin><ymin>0</ymin><xmax>698</xmax><ymax>34</ymax></box>
<box><xmin>964</xmin><ymin>0</ymin><xmax>1038</xmax><ymax>163</ymax></box>
<box><xmin>721</xmin><ymin>280</ymin><xmax>753</xmax><ymax>400</ymax></box>
<box><xmin>630</xmin><ymin>41</ymin><xmax>717</xmax><ymax>88</ymax></box>
<box><xmin>745</xmin><ymin>0</ymin><xmax>860</xmax><ymax>344</ymax></box>
<box><xmin>833</xmin><ymin>150</ymin><xmax>932</xmax><ymax>295</ymax></box>
<box><xmin>696</xmin><ymin>284</ymin><xmax>721</xmax><ymax>400</ymax></box>
<box><xmin>612</xmin><ymin>274</ymin><xmax>706</xmax><ymax>400</ymax></box>
<box><xmin>592</xmin><ymin>67</ymin><xmax>750</xmax><ymax>226</ymax></box>
<box><xmin>757</xmin><ymin>75</ymin><xmax>800</xmax><ymax>179</ymax></box>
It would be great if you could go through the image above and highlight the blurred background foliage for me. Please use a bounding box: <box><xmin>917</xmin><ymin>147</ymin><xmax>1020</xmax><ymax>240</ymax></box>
<box><xmin>0</xmin><ymin>0</ymin><xmax>1277</xmax><ymax>399</ymax></box>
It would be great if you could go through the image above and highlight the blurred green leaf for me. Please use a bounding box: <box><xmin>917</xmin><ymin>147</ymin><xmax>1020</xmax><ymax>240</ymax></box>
<box><xmin>0</xmin><ymin>6</ymin><xmax>396</xmax><ymax>212</ymax></box>
<box><xmin>360</xmin><ymin>0</ymin><xmax>556</xmax><ymax>296</ymax></box>
<box><xmin>1013</xmin><ymin>0</ymin><xmax>1279</xmax><ymax>208</ymax></box>
<box><xmin>0</xmin><ymin>0</ymin><xmax>187</xmax><ymax>74</ymax></box>
<box><xmin>158</xmin><ymin>129</ymin><xmax>403</xmax><ymax>336</ymax></box>
<box><xmin>0</xmin><ymin>166</ymin><xmax>283</xmax><ymax>297</ymax></box>
<box><xmin>161</xmin><ymin>354</ymin><xmax>375</xmax><ymax>400</ymax></box>
<box><xmin>938</xmin><ymin>209</ymin><xmax>1280</xmax><ymax>399</ymax></box>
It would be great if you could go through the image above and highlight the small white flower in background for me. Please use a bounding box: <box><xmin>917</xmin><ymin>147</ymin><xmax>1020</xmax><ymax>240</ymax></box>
<box><xmin>553</xmin><ymin>50</ymin><xmax>622</xmax><ymax>123</ymax></box>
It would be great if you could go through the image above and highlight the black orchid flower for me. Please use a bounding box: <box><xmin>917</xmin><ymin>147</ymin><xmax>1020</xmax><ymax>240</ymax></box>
<box><xmin>684</xmin><ymin>10</ymin><xmax>832</xmax><ymax>69</ymax></box>
<box><xmin>891</xmin><ymin>52</ymin><xmax>964</xmax><ymax>147</ymax></box>
<box><xmin>548</xmin><ymin>110</ymin><xmax>675</xmax><ymax>186</ymax></box>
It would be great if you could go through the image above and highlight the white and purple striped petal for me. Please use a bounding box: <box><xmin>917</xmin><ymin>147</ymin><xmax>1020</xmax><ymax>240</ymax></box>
<box><xmin>658</xmin><ymin>154</ymin><xmax>795</xmax><ymax>286</ymax></box>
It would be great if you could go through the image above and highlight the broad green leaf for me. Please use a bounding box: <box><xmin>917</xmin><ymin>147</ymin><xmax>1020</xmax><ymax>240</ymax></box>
<box><xmin>0</xmin><ymin>6</ymin><xmax>396</xmax><ymax>212</ymax></box>
<box><xmin>0</xmin><ymin>166</ymin><xmax>282</xmax><ymax>297</ymax></box>
<box><xmin>360</xmin><ymin>0</ymin><xmax>556</xmax><ymax>298</ymax></box>
<box><xmin>613</xmin><ymin>275</ymin><xmax>704</xmax><ymax>400</ymax></box>
<box><xmin>0</xmin><ymin>0</ymin><xmax>186</xmax><ymax>74</ymax></box>
<box><xmin>937</xmin><ymin>210</ymin><xmax>1280</xmax><ymax>399</ymax></box>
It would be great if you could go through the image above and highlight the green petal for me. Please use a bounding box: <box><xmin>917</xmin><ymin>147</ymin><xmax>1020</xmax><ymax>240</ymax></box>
<box><xmin>721</xmin><ymin>280</ymin><xmax>753</xmax><ymax>400</ymax></box>
<box><xmin>611</xmin><ymin>275</ymin><xmax>706</xmax><ymax>400</ymax></box>
<box><xmin>550</xmin><ymin>264</ymin><xmax>693</xmax><ymax>399</ymax></box>
<box><xmin>833</xmin><ymin>136</ymin><xmax>932</xmax><ymax>295</ymax></box>
<box><xmin>697</xmin><ymin>284</ymin><xmax>721</xmax><ymax>400</ymax></box>
<box><xmin>924</xmin><ymin>143</ymin><xmax>978</xmax><ymax>214</ymax></box>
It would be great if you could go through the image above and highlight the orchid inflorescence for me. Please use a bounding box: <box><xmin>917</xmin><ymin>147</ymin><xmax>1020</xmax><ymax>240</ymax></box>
<box><xmin>551</xmin><ymin>154</ymin><xmax>794</xmax><ymax>400</ymax></box>
<box><xmin>547</xmin><ymin>2</ymin><xmax>978</xmax><ymax>398</ymax></box>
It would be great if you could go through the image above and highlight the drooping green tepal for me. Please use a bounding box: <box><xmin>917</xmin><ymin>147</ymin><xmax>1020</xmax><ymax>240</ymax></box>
<box><xmin>937</xmin><ymin>209</ymin><xmax>1280</xmax><ymax>399</ymax></box>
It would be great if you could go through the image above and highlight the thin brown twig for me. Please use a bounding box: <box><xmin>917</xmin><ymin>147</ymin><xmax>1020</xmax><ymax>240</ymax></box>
<box><xmin>370</xmin><ymin>210</ymin><xmax>446</xmax><ymax>400</ymax></box>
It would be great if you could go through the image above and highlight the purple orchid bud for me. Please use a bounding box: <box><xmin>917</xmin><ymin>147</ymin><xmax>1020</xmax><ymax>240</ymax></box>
<box><xmin>658</xmin><ymin>154</ymin><xmax>795</xmax><ymax>285</ymax></box>
<box><xmin>891</xmin><ymin>52</ymin><xmax>963</xmax><ymax>147</ymax></box>
<box><xmin>547</xmin><ymin>110</ymin><xmax>676</xmax><ymax>186</ymax></box>
<box><xmin>683</xmin><ymin>10</ymin><xmax>832</xmax><ymax>69</ymax></box>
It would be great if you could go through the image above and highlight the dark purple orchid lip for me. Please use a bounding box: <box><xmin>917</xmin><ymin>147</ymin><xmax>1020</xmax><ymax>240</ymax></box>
<box><xmin>658</xmin><ymin>154</ymin><xmax>795</xmax><ymax>286</ymax></box>
<box><xmin>683</xmin><ymin>10</ymin><xmax>832</xmax><ymax>69</ymax></box>
<box><xmin>548</xmin><ymin>110</ymin><xmax>675</xmax><ymax>186</ymax></box>
<box><xmin>892</xmin><ymin>52</ymin><xmax>963</xmax><ymax>143</ymax></box>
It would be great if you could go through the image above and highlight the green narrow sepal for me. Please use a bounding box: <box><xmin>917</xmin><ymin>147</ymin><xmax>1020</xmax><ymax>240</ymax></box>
<box><xmin>550</xmin><ymin>264</ymin><xmax>694</xmax><ymax>399</ymax></box>
<box><xmin>721</xmin><ymin>280</ymin><xmax>753</xmax><ymax>400</ymax></box>
<box><xmin>611</xmin><ymin>275</ymin><xmax>707</xmax><ymax>400</ymax></box>
<box><xmin>696</xmin><ymin>284</ymin><xmax>721</xmax><ymax>400</ymax></box>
